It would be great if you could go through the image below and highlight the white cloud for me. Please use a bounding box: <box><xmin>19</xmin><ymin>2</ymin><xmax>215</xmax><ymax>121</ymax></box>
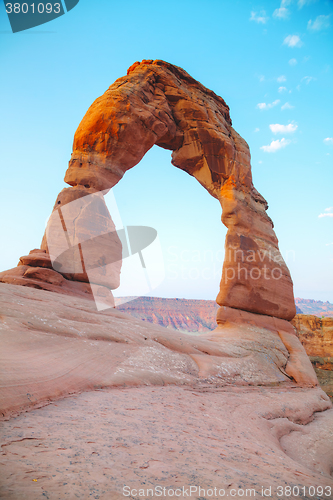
<box><xmin>254</xmin><ymin>128</ymin><xmax>260</xmax><ymax>133</ymax></box>
<box><xmin>319</xmin><ymin>213</ymin><xmax>333</xmax><ymax>218</ymax></box>
<box><xmin>281</xmin><ymin>102</ymin><xmax>295</xmax><ymax>110</ymax></box>
<box><xmin>278</xmin><ymin>86</ymin><xmax>287</xmax><ymax>93</ymax></box>
<box><xmin>289</xmin><ymin>58</ymin><xmax>297</xmax><ymax>66</ymax></box>
<box><xmin>277</xmin><ymin>75</ymin><xmax>287</xmax><ymax>82</ymax></box>
<box><xmin>273</xmin><ymin>7</ymin><xmax>289</xmax><ymax>19</ymax></box>
<box><xmin>319</xmin><ymin>207</ymin><xmax>333</xmax><ymax>218</ymax></box>
<box><xmin>250</xmin><ymin>11</ymin><xmax>269</xmax><ymax>24</ymax></box>
<box><xmin>308</xmin><ymin>15</ymin><xmax>331</xmax><ymax>32</ymax></box>
<box><xmin>324</xmin><ymin>138</ymin><xmax>333</xmax><ymax>145</ymax></box>
<box><xmin>298</xmin><ymin>0</ymin><xmax>317</xmax><ymax>8</ymax></box>
<box><xmin>301</xmin><ymin>76</ymin><xmax>316</xmax><ymax>84</ymax></box>
<box><xmin>269</xmin><ymin>123</ymin><xmax>298</xmax><ymax>134</ymax></box>
<box><xmin>257</xmin><ymin>99</ymin><xmax>280</xmax><ymax>110</ymax></box>
<box><xmin>260</xmin><ymin>138</ymin><xmax>291</xmax><ymax>153</ymax></box>
<box><xmin>283</xmin><ymin>35</ymin><xmax>303</xmax><ymax>47</ymax></box>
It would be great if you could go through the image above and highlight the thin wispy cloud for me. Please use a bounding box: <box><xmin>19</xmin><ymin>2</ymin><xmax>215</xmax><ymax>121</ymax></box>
<box><xmin>257</xmin><ymin>100</ymin><xmax>280</xmax><ymax>110</ymax></box>
<box><xmin>324</xmin><ymin>138</ymin><xmax>333</xmax><ymax>145</ymax></box>
<box><xmin>318</xmin><ymin>207</ymin><xmax>333</xmax><ymax>219</ymax></box>
<box><xmin>308</xmin><ymin>14</ymin><xmax>331</xmax><ymax>32</ymax></box>
<box><xmin>283</xmin><ymin>35</ymin><xmax>303</xmax><ymax>47</ymax></box>
<box><xmin>298</xmin><ymin>0</ymin><xmax>317</xmax><ymax>8</ymax></box>
<box><xmin>289</xmin><ymin>58</ymin><xmax>297</xmax><ymax>66</ymax></box>
<box><xmin>273</xmin><ymin>7</ymin><xmax>289</xmax><ymax>19</ymax></box>
<box><xmin>261</xmin><ymin>138</ymin><xmax>291</xmax><ymax>153</ymax></box>
<box><xmin>269</xmin><ymin>123</ymin><xmax>298</xmax><ymax>134</ymax></box>
<box><xmin>254</xmin><ymin>128</ymin><xmax>260</xmax><ymax>133</ymax></box>
<box><xmin>277</xmin><ymin>75</ymin><xmax>287</xmax><ymax>82</ymax></box>
<box><xmin>319</xmin><ymin>207</ymin><xmax>333</xmax><ymax>218</ymax></box>
<box><xmin>281</xmin><ymin>102</ymin><xmax>295</xmax><ymax>110</ymax></box>
<box><xmin>250</xmin><ymin>11</ymin><xmax>269</xmax><ymax>24</ymax></box>
<box><xmin>302</xmin><ymin>76</ymin><xmax>316</xmax><ymax>84</ymax></box>
<box><xmin>278</xmin><ymin>86</ymin><xmax>288</xmax><ymax>93</ymax></box>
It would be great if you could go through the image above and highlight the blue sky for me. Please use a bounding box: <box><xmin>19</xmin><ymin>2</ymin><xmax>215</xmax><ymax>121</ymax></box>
<box><xmin>0</xmin><ymin>0</ymin><xmax>332</xmax><ymax>302</ymax></box>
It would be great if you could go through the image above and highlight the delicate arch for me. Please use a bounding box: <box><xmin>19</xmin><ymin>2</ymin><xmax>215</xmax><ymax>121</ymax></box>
<box><xmin>46</xmin><ymin>60</ymin><xmax>296</xmax><ymax>321</ymax></box>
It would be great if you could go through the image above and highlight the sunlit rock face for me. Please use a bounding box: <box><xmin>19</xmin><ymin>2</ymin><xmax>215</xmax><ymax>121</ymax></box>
<box><xmin>292</xmin><ymin>314</ymin><xmax>333</xmax><ymax>398</ymax></box>
<box><xmin>66</xmin><ymin>59</ymin><xmax>296</xmax><ymax>321</ymax></box>
<box><xmin>0</xmin><ymin>59</ymin><xmax>295</xmax><ymax>321</ymax></box>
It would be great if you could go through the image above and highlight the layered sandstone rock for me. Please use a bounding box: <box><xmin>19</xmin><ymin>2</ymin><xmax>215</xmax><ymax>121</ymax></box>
<box><xmin>0</xmin><ymin>283</ymin><xmax>332</xmax><ymax>499</ymax></box>
<box><xmin>0</xmin><ymin>249</ymin><xmax>93</xmax><ymax>299</ymax></box>
<box><xmin>65</xmin><ymin>59</ymin><xmax>295</xmax><ymax>320</ymax></box>
<box><xmin>0</xmin><ymin>187</ymin><xmax>122</xmax><ymax>307</ymax></box>
<box><xmin>41</xmin><ymin>187</ymin><xmax>122</xmax><ymax>289</ymax></box>
<box><xmin>0</xmin><ymin>283</ymin><xmax>322</xmax><ymax>417</ymax></box>
<box><xmin>292</xmin><ymin>314</ymin><xmax>333</xmax><ymax>397</ymax></box>
<box><xmin>1</xmin><ymin>59</ymin><xmax>295</xmax><ymax>322</ymax></box>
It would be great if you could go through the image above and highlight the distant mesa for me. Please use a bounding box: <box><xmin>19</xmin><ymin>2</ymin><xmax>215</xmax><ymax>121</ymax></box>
<box><xmin>295</xmin><ymin>297</ymin><xmax>333</xmax><ymax>317</ymax></box>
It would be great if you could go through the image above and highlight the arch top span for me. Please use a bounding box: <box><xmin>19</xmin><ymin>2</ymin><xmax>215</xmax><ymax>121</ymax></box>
<box><xmin>63</xmin><ymin>59</ymin><xmax>296</xmax><ymax>321</ymax></box>
<box><xmin>66</xmin><ymin>59</ymin><xmax>264</xmax><ymax>204</ymax></box>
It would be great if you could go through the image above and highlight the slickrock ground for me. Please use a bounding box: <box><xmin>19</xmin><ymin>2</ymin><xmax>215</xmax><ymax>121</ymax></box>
<box><xmin>292</xmin><ymin>315</ymin><xmax>333</xmax><ymax>399</ymax></box>
<box><xmin>117</xmin><ymin>299</ymin><xmax>333</xmax><ymax>399</ymax></box>
<box><xmin>1</xmin><ymin>283</ymin><xmax>333</xmax><ymax>500</ymax></box>
<box><xmin>1</xmin><ymin>386</ymin><xmax>332</xmax><ymax>500</ymax></box>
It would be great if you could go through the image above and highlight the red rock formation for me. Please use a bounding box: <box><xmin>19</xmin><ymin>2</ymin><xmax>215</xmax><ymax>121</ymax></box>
<box><xmin>1</xmin><ymin>62</ymin><xmax>331</xmax><ymax>498</ymax></box>
<box><xmin>66</xmin><ymin>59</ymin><xmax>295</xmax><ymax>321</ymax></box>
<box><xmin>1</xmin><ymin>59</ymin><xmax>295</xmax><ymax>321</ymax></box>
<box><xmin>41</xmin><ymin>187</ymin><xmax>122</xmax><ymax>289</ymax></box>
<box><xmin>292</xmin><ymin>314</ymin><xmax>333</xmax><ymax>397</ymax></box>
<box><xmin>0</xmin><ymin>249</ymin><xmax>93</xmax><ymax>298</ymax></box>
<box><xmin>1</xmin><ymin>60</ymin><xmax>308</xmax><ymax>385</ymax></box>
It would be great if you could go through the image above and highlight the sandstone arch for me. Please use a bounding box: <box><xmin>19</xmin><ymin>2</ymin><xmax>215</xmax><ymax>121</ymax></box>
<box><xmin>1</xmin><ymin>59</ymin><xmax>296</xmax><ymax>323</ymax></box>
<box><xmin>61</xmin><ymin>59</ymin><xmax>296</xmax><ymax>321</ymax></box>
<box><xmin>0</xmin><ymin>59</ymin><xmax>320</xmax><ymax>389</ymax></box>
